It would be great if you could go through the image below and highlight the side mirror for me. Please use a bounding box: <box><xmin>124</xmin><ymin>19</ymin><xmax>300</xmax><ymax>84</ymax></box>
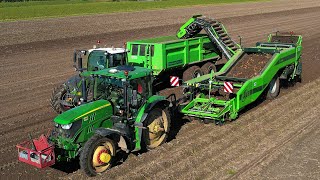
<box><xmin>73</xmin><ymin>50</ymin><xmax>77</xmax><ymax>63</ymax></box>
<box><xmin>238</xmin><ymin>35</ymin><xmax>242</xmax><ymax>49</ymax></box>
<box><xmin>81</xmin><ymin>50</ymin><xmax>87</xmax><ymax>55</ymax></box>
<box><xmin>132</xmin><ymin>90</ymin><xmax>138</xmax><ymax>107</ymax></box>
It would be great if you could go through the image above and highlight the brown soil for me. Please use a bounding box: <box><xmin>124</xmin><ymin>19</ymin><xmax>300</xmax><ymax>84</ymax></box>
<box><xmin>226</xmin><ymin>53</ymin><xmax>272</xmax><ymax>79</ymax></box>
<box><xmin>0</xmin><ymin>0</ymin><xmax>320</xmax><ymax>179</ymax></box>
<box><xmin>271</xmin><ymin>35</ymin><xmax>300</xmax><ymax>44</ymax></box>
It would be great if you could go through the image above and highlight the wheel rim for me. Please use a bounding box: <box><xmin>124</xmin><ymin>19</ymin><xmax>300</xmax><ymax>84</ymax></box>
<box><xmin>209</xmin><ymin>67</ymin><xmax>215</xmax><ymax>74</ymax></box>
<box><xmin>147</xmin><ymin>110</ymin><xmax>169</xmax><ymax>148</ymax></box>
<box><xmin>61</xmin><ymin>92</ymin><xmax>73</xmax><ymax>110</ymax></box>
<box><xmin>194</xmin><ymin>71</ymin><xmax>201</xmax><ymax>78</ymax></box>
<box><xmin>92</xmin><ymin>141</ymin><xmax>114</xmax><ymax>173</ymax></box>
<box><xmin>270</xmin><ymin>79</ymin><xmax>277</xmax><ymax>94</ymax></box>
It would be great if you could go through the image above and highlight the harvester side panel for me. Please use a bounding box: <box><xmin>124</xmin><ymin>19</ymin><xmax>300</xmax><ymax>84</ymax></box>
<box><xmin>181</xmin><ymin>34</ymin><xmax>302</xmax><ymax>122</ymax></box>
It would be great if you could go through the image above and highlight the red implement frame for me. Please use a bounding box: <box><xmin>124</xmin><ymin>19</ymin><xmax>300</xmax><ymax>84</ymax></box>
<box><xmin>16</xmin><ymin>134</ymin><xmax>55</xmax><ymax>168</ymax></box>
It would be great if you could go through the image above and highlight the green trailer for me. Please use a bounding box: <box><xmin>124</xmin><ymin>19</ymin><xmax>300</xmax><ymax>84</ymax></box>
<box><xmin>181</xmin><ymin>32</ymin><xmax>302</xmax><ymax>123</ymax></box>
<box><xmin>126</xmin><ymin>35</ymin><xmax>221</xmax><ymax>82</ymax></box>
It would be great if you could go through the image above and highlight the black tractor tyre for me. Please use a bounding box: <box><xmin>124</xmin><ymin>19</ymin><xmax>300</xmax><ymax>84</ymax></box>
<box><xmin>183</xmin><ymin>66</ymin><xmax>203</xmax><ymax>82</ymax></box>
<box><xmin>50</xmin><ymin>83</ymin><xmax>71</xmax><ymax>114</ymax></box>
<box><xmin>201</xmin><ymin>62</ymin><xmax>217</xmax><ymax>75</ymax></box>
<box><xmin>267</xmin><ymin>77</ymin><xmax>280</xmax><ymax>100</ymax></box>
<box><xmin>142</xmin><ymin>107</ymin><xmax>171</xmax><ymax>150</ymax></box>
<box><xmin>80</xmin><ymin>134</ymin><xmax>116</xmax><ymax>177</ymax></box>
<box><xmin>296</xmin><ymin>74</ymin><xmax>302</xmax><ymax>83</ymax></box>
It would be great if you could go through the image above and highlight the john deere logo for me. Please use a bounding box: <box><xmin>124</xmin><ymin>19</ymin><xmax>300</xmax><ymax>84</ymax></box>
<box><xmin>83</xmin><ymin>116</ymin><xmax>89</xmax><ymax>121</ymax></box>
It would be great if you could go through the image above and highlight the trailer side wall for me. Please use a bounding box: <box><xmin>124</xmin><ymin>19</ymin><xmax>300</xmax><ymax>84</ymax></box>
<box><xmin>127</xmin><ymin>35</ymin><xmax>220</xmax><ymax>75</ymax></box>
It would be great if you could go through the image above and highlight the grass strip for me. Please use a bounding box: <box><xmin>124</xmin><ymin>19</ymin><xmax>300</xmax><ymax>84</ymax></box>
<box><xmin>0</xmin><ymin>0</ymin><xmax>265</xmax><ymax>21</ymax></box>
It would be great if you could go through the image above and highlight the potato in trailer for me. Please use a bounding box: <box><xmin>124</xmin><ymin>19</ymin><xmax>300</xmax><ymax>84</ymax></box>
<box><xmin>181</xmin><ymin>32</ymin><xmax>302</xmax><ymax>124</ymax></box>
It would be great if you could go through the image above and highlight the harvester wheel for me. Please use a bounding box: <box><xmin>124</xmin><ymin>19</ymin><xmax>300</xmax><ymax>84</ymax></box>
<box><xmin>142</xmin><ymin>107</ymin><xmax>171</xmax><ymax>150</ymax></box>
<box><xmin>295</xmin><ymin>74</ymin><xmax>302</xmax><ymax>83</ymax></box>
<box><xmin>201</xmin><ymin>62</ymin><xmax>217</xmax><ymax>75</ymax></box>
<box><xmin>50</xmin><ymin>83</ymin><xmax>72</xmax><ymax>114</ymax></box>
<box><xmin>80</xmin><ymin>134</ymin><xmax>116</xmax><ymax>177</ymax></box>
<box><xmin>183</xmin><ymin>66</ymin><xmax>203</xmax><ymax>81</ymax></box>
<box><xmin>267</xmin><ymin>77</ymin><xmax>280</xmax><ymax>99</ymax></box>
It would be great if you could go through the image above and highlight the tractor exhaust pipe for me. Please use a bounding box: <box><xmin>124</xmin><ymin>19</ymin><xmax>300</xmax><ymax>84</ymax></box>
<box><xmin>78</xmin><ymin>56</ymin><xmax>83</xmax><ymax>72</ymax></box>
<box><xmin>81</xmin><ymin>76</ymin><xmax>87</xmax><ymax>102</ymax></box>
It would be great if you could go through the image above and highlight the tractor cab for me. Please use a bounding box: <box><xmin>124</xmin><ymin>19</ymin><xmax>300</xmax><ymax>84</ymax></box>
<box><xmin>74</xmin><ymin>47</ymin><xmax>127</xmax><ymax>72</ymax></box>
<box><xmin>86</xmin><ymin>48</ymin><xmax>127</xmax><ymax>71</ymax></box>
<box><xmin>81</xmin><ymin>65</ymin><xmax>154</xmax><ymax>118</ymax></box>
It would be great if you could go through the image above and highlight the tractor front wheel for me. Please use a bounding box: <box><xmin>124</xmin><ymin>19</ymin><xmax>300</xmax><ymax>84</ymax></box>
<box><xmin>142</xmin><ymin>107</ymin><xmax>171</xmax><ymax>150</ymax></box>
<box><xmin>50</xmin><ymin>83</ymin><xmax>73</xmax><ymax>113</ymax></box>
<box><xmin>80</xmin><ymin>134</ymin><xmax>116</xmax><ymax>177</ymax></box>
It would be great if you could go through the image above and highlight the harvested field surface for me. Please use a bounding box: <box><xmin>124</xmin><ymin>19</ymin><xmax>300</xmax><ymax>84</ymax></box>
<box><xmin>270</xmin><ymin>35</ymin><xmax>299</xmax><ymax>44</ymax></box>
<box><xmin>0</xmin><ymin>0</ymin><xmax>320</xmax><ymax>179</ymax></box>
<box><xmin>226</xmin><ymin>53</ymin><xmax>272</xmax><ymax>79</ymax></box>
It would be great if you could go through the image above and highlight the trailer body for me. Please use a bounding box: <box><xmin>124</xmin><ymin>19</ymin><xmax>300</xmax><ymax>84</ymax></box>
<box><xmin>126</xmin><ymin>34</ymin><xmax>221</xmax><ymax>76</ymax></box>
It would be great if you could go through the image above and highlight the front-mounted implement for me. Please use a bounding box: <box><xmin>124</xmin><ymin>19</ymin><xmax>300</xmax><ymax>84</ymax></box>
<box><xmin>17</xmin><ymin>133</ymin><xmax>55</xmax><ymax>168</ymax></box>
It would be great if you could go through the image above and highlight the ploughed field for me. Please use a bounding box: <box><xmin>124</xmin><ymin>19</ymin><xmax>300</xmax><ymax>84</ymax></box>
<box><xmin>0</xmin><ymin>0</ymin><xmax>320</xmax><ymax>179</ymax></box>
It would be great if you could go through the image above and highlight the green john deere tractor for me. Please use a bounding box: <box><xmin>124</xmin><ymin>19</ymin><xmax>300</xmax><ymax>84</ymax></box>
<box><xmin>50</xmin><ymin>47</ymin><xmax>127</xmax><ymax>113</ymax></box>
<box><xmin>48</xmin><ymin>65</ymin><xmax>172</xmax><ymax>176</ymax></box>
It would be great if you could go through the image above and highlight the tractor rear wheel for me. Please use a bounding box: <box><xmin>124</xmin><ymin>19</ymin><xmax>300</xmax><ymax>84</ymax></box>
<box><xmin>183</xmin><ymin>66</ymin><xmax>203</xmax><ymax>81</ymax></box>
<box><xmin>201</xmin><ymin>62</ymin><xmax>217</xmax><ymax>75</ymax></box>
<box><xmin>50</xmin><ymin>83</ymin><xmax>72</xmax><ymax>113</ymax></box>
<box><xmin>267</xmin><ymin>76</ymin><xmax>280</xmax><ymax>99</ymax></box>
<box><xmin>80</xmin><ymin>134</ymin><xmax>116</xmax><ymax>177</ymax></box>
<box><xmin>142</xmin><ymin>107</ymin><xmax>171</xmax><ymax>150</ymax></box>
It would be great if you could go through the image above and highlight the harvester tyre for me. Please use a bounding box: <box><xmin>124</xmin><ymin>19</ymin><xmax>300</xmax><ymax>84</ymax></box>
<box><xmin>201</xmin><ymin>62</ymin><xmax>217</xmax><ymax>75</ymax></box>
<box><xmin>80</xmin><ymin>134</ymin><xmax>116</xmax><ymax>177</ymax></box>
<box><xmin>50</xmin><ymin>83</ymin><xmax>71</xmax><ymax>114</ymax></box>
<box><xmin>142</xmin><ymin>107</ymin><xmax>171</xmax><ymax>150</ymax></box>
<box><xmin>183</xmin><ymin>66</ymin><xmax>203</xmax><ymax>81</ymax></box>
<box><xmin>267</xmin><ymin>77</ymin><xmax>280</xmax><ymax>99</ymax></box>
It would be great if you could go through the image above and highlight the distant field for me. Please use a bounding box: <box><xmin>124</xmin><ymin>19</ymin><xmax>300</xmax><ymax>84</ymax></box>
<box><xmin>0</xmin><ymin>0</ymin><xmax>265</xmax><ymax>21</ymax></box>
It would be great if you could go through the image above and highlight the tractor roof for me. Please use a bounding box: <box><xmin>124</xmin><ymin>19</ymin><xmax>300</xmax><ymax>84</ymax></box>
<box><xmin>88</xmin><ymin>47</ymin><xmax>127</xmax><ymax>54</ymax></box>
<box><xmin>82</xmin><ymin>66</ymin><xmax>153</xmax><ymax>80</ymax></box>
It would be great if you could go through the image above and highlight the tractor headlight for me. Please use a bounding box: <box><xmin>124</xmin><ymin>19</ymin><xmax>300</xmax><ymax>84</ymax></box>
<box><xmin>61</xmin><ymin>123</ymin><xmax>73</xmax><ymax>130</ymax></box>
<box><xmin>55</xmin><ymin>123</ymin><xmax>59</xmax><ymax>128</ymax></box>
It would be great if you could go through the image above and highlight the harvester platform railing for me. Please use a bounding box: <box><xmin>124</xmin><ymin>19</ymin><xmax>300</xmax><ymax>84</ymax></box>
<box><xmin>177</xmin><ymin>15</ymin><xmax>239</xmax><ymax>60</ymax></box>
<box><xmin>181</xmin><ymin>97</ymin><xmax>232</xmax><ymax>120</ymax></box>
<box><xmin>256</xmin><ymin>42</ymin><xmax>295</xmax><ymax>48</ymax></box>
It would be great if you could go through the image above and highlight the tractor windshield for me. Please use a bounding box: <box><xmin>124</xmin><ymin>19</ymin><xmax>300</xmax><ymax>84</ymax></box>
<box><xmin>87</xmin><ymin>50</ymin><xmax>125</xmax><ymax>71</ymax></box>
<box><xmin>93</xmin><ymin>76</ymin><xmax>125</xmax><ymax>115</ymax></box>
